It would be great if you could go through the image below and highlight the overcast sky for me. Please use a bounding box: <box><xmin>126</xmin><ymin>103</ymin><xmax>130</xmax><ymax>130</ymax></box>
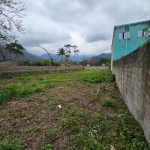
<box><xmin>16</xmin><ymin>0</ymin><xmax>150</xmax><ymax>56</ymax></box>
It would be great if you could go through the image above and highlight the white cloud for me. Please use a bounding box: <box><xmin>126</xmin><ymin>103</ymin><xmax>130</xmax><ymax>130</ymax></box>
<box><xmin>14</xmin><ymin>0</ymin><xmax>150</xmax><ymax>56</ymax></box>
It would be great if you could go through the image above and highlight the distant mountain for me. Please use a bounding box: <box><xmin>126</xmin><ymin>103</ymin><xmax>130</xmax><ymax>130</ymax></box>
<box><xmin>0</xmin><ymin>50</ymin><xmax>111</xmax><ymax>63</ymax></box>
<box><xmin>0</xmin><ymin>50</ymin><xmax>42</xmax><ymax>61</ymax></box>
<box><xmin>40</xmin><ymin>53</ymin><xmax>58</xmax><ymax>60</ymax></box>
<box><xmin>40</xmin><ymin>53</ymin><xmax>96</xmax><ymax>62</ymax></box>
<box><xmin>83</xmin><ymin>53</ymin><xmax>111</xmax><ymax>64</ymax></box>
<box><xmin>21</xmin><ymin>52</ymin><xmax>42</xmax><ymax>61</ymax></box>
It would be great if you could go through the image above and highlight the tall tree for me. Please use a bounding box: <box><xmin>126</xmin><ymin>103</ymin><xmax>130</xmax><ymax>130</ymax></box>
<box><xmin>37</xmin><ymin>45</ymin><xmax>58</xmax><ymax>66</ymax></box>
<box><xmin>72</xmin><ymin>45</ymin><xmax>77</xmax><ymax>52</ymax></box>
<box><xmin>57</xmin><ymin>47</ymin><xmax>66</xmax><ymax>63</ymax></box>
<box><xmin>0</xmin><ymin>44</ymin><xmax>7</xmax><ymax>60</ymax></box>
<box><xmin>75</xmin><ymin>49</ymin><xmax>80</xmax><ymax>64</ymax></box>
<box><xmin>64</xmin><ymin>44</ymin><xmax>72</xmax><ymax>54</ymax></box>
<box><xmin>72</xmin><ymin>45</ymin><xmax>78</xmax><ymax>61</ymax></box>
<box><xmin>0</xmin><ymin>40</ymin><xmax>26</xmax><ymax>60</ymax></box>
<box><xmin>64</xmin><ymin>44</ymin><xmax>72</xmax><ymax>64</ymax></box>
<box><xmin>0</xmin><ymin>0</ymin><xmax>26</xmax><ymax>42</ymax></box>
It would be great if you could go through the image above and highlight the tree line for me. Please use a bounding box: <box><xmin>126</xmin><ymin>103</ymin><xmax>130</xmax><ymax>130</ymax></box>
<box><xmin>37</xmin><ymin>44</ymin><xmax>80</xmax><ymax>66</ymax></box>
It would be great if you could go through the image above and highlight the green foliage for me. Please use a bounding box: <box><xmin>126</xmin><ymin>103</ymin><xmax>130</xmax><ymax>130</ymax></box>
<box><xmin>62</xmin><ymin>117</ymin><xmax>78</xmax><ymax>129</ymax></box>
<box><xmin>28</xmin><ymin>125</ymin><xmax>41</xmax><ymax>133</ymax></box>
<box><xmin>115</xmin><ymin>113</ymin><xmax>148</xmax><ymax>149</ymax></box>
<box><xmin>57</xmin><ymin>47</ymin><xmax>66</xmax><ymax>62</ymax></box>
<box><xmin>0</xmin><ymin>70</ymin><xmax>148</xmax><ymax>150</ymax></box>
<box><xmin>41</xmin><ymin>144</ymin><xmax>53</xmax><ymax>150</ymax></box>
<box><xmin>51</xmin><ymin>97</ymin><xmax>59</xmax><ymax>105</ymax></box>
<box><xmin>53</xmin><ymin>61</ymin><xmax>61</xmax><ymax>66</ymax></box>
<box><xmin>35</xmin><ymin>60</ymin><xmax>46</xmax><ymax>66</ymax></box>
<box><xmin>5</xmin><ymin>40</ymin><xmax>26</xmax><ymax>55</ymax></box>
<box><xmin>137</xmin><ymin>46</ymin><xmax>142</xmax><ymax>50</ymax></box>
<box><xmin>20</xmin><ymin>60</ymin><xmax>61</xmax><ymax>66</ymax></box>
<box><xmin>20</xmin><ymin>60</ymin><xmax>34</xmax><ymax>66</ymax></box>
<box><xmin>89</xmin><ymin>87</ymin><xmax>101</xmax><ymax>102</ymax></box>
<box><xmin>0</xmin><ymin>84</ymin><xmax>30</xmax><ymax>104</ymax></box>
<box><xmin>43</xmin><ymin>59</ymin><xmax>50</xmax><ymax>66</ymax></box>
<box><xmin>63</xmin><ymin>108</ymin><xmax>110</xmax><ymax>149</ymax></box>
<box><xmin>143</xmin><ymin>27</ymin><xmax>150</xmax><ymax>40</ymax></box>
<box><xmin>0</xmin><ymin>82</ymin><xmax>43</xmax><ymax>104</ymax></box>
<box><xmin>70</xmin><ymin>61</ymin><xmax>78</xmax><ymax>65</ymax></box>
<box><xmin>35</xmin><ymin>86</ymin><xmax>42</xmax><ymax>92</ymax></box>
<box><xmin>0</xmin><ymin>1</ymin><xmax>26</xmax><ymax>42</ymax></box>
<box><xmin>0</xmin><ymin>139</ymin><xmax>23</xmax><ymax>150</ymax></box>
<box><xmin>45</xmin><ymin>81</ymin><xmax>55</xmax><ymax>88</ymax></box>
<box><xmin>106</xmin><ymin>61</ymin><xmax>111</xmax><ymax>67</ymax></box>
<box><xmin>42</xmin><ymin>129</ymin><xmax>59</xmax><ymax>142</ymax></box>
<box><xmin>103</xmin><ymin>98</ymin><xmax>116</xmax><ymax>107</ymax></box>
<box><xmin>80</xmin><ymin>70</ymin><xmax>115</xmax><ymax>83</ymax></box>
<box><xmin>20</xmin><ymin>76</ymin><xmax>30</xmax><ymax>82</ymax></box>
<box><xmin>99</xmin><ymin>58</ymin><xmax>110</xmax><ymax>63</ymax></box>
<box><xmin>31</xmin><ymin>82</ymin><xmax>37</xmax><ymax>87</ymax></box>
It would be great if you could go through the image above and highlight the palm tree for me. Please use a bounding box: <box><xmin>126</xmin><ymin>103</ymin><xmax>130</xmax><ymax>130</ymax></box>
<box><xmin>64</xmin><ymin>44</ymin><xmax>72</xmax><ymax>64</ymax></box>
<box><xmin>57</xmin><ymin>47</ymin><xmax>66</xmax><ymax>63</ymax></box>
<box><xmin>64</xmin><ymin>44</ymin><xmax>72</xmax><ymax>52</ymax></box>
<box><xmin>75</xmin><ymin>49</ymin><xmax>80</xmax><ymax>65</ymax></box>
<box><xmin>72</xmin><ymin>45</ymin><xmax>78</xmax><ymax>61</ymax></box>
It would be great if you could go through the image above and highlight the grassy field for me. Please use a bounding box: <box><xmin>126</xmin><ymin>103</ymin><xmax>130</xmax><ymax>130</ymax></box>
<box><xmin>0</xmin><ymin>70</ymin><xmax>148</xmax><ymax>150</ymax></box>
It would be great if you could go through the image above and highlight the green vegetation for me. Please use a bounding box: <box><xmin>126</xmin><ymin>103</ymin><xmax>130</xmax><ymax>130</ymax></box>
<box><xmin>99</xmin><ymin>58</ymin><xmax>111</xmax><ymax>66</ymax></box>
<box><xmin>0</xmin><ymin>83</ymin><xmax>33</xmax><ymax>104</ymax></box>
<box><xmin>20</xmin><ymin>59</ymin><xmax>61</xmax><ymax>66</ymax></box>
<box><xmin>0</xmin><ymin>139</ymin><xmax>24</xmax><ymax>150</ymax></box>
<box><xmin>0</xmin><ymin>70</ymin><xmax>148</xmax><ymax>149</ymax></box>
<box><xmin>143</xmin><ymin>27</ymin><xmax>150</xmax><ymax>40</ymax></box>
<box><xmin>80</xmin><ymin>70</ymin><xmax>115</xmax><ymax>83</ymax></box>
<box><xmin>41</xmin><ymin>144</ymin><xmax>53</xmax><ymax>150</ymax></box>
<box><xmin>103</xmin><ymin>97</ymin><xmax>116</xmax><ymax>107</ymax></box>
<box><xmin>89</xmin><ymin>87</ymin><xmax>101</xmax><ymax>102</ymax></box>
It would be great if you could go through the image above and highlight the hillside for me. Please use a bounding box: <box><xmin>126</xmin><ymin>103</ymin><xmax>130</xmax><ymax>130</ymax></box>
<box><xmin>40</xmin><ymin>53</ymin><xmax>95</xmax><ymax>62</ymax></box>
<box><xmin>83</xmin><ymin>53</ymin><xmax>111</xmax><ymax>63</ymax></box>
<box><xmin>21</xmin><ymin>52</ymin><xmax>42</xmax><ymax>61</ymax></box>
<box><xmin>40</xmin><ymin>53</ymin><xmax>111</xmax><ymax>63</ymax></box>
<box><xmin>0</xmin><ymin>50</ymin><xmax>42</xmax><ymax>61</ymax></box>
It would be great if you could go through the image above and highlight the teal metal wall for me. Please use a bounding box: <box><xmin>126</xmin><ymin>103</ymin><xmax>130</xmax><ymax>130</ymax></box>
<box><xmin>113</xmin><ymin>20</ymin><xmax>150</xmax><ymax>60</ymax></box>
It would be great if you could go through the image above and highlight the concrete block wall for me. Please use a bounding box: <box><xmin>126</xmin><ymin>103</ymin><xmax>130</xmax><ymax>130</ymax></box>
<box><xmin>113</xmin><ymin>41</ymin><xmax>150</xmax><ymax>143</ymax></box>
<box><xmin>84</xmin><ymin>66</ymin><xmax>109</xmax><ymax>70</ymax></box>
<box><xmin>0</xmin><ymin>66</ymin><xmax>83</xmax><ymax>78</ymax></box>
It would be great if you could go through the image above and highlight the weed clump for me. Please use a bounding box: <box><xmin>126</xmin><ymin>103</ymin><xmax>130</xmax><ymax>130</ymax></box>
<box><xmin>0</xmin><ymin>139</ymin><xmax>24</xmax><ymax>150</ymax></box>
<box><xmin>41</xmin><ymin>144</ymin><xmax>53</xmax><ymax>150</ymax></box>
<box><xmin>103</xmin><ymin>98</ymin><xmax>116</xmax><ymax>107</ymax></box>
<box><xmin>89</xmin><ymin>87</ymin><xmax>101</xmax><ymax>102</ymax></box>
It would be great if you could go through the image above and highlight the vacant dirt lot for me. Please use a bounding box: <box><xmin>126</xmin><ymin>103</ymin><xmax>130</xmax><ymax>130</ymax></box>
<box><xmin>0</xmin><ymin>70</ymin><xmax>148</xmax><ymax>150</ymax></box>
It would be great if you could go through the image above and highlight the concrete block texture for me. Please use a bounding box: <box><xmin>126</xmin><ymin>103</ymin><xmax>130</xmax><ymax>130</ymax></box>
<box><xmin>0</xmin><ymin>66</ymin><xmax>84</xmax><ymax>78</ymax></box>
<box><xmin>113</xmin><ymin>41</ymin><xmax>150</xmax><ymax>143</ymax></box>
